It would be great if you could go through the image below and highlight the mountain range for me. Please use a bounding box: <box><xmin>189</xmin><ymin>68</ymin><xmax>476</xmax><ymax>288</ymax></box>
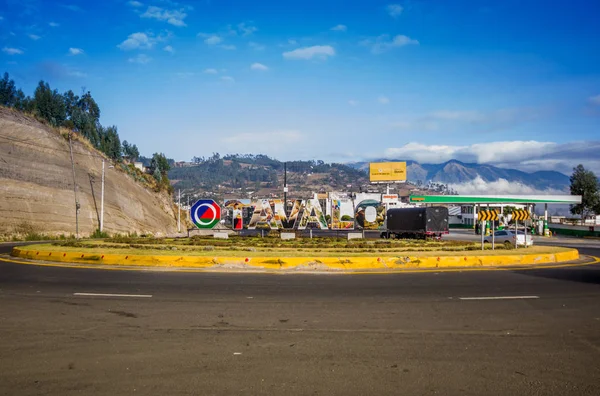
<box><xmin>348</xmin><ymin>160</ymin><xmax>570</xmax><ymax>192</ymax></box>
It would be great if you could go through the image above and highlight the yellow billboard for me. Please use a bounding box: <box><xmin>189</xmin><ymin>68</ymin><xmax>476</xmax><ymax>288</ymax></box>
<box><xmin>369</xmin><ymin>161</ymin><xmax>407</xmax><ymax>182</ymax></box>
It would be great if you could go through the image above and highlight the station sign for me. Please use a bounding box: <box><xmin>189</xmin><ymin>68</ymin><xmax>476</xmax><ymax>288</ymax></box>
<box><xmin>381</xmin><ymin>194</ymin><xmax>399</xmax><ymax>203</ymax></box>
<box><xmin>190</xmin><ymin>199</ymin><xmax>221</xmax><ymax>229</ymax></box>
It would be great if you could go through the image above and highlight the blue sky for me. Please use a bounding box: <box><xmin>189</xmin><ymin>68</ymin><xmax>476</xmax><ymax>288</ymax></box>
<box><xmin>1</xmin><ymin>0</ymin><xmax>600</xmax><ymax>175</ymax></box>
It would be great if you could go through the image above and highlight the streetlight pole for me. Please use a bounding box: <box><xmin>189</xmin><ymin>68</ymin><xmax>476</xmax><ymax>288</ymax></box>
<box><xmin>284</xmin><ymin>162</ymin><xmax>288</xmax><ymax>217</ymax></box>
<box><xmin>68</xmin><ymin>133</ymin><xmax>79</xmax><ymax>238</ymax></box>
<box><xmin>178</xmin><ymin>189</ymin><xmax>181</xmax><ymax>233</ymax></box>
<box><xmin>100</xmin><ymin>160</ymin><xmax>114</xmax><ymax>233</ymax></box>
<box><xmin>100</xmin><ymin>159</ymin><xmax>105</xmax><ymax>232</ymax></box>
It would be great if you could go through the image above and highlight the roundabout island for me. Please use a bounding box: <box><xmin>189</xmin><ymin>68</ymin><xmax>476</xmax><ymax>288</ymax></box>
<box><xmin>9</xmin><ymin>235</ymin><xmax>583</xmax><ymax>272</ymax></box>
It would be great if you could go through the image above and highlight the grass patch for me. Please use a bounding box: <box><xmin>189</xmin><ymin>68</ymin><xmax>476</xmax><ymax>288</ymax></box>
<box><xmin>21</xmin><ymin>243</ymin><xmax>572</xmax><ymax>258</ymax></box>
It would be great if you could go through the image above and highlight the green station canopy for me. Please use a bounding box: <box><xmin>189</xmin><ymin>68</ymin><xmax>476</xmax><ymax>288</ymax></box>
<box><xmin>409</xmin><ymin>195</ymin><xmax>582</xmax><ymax>205</ymax></box>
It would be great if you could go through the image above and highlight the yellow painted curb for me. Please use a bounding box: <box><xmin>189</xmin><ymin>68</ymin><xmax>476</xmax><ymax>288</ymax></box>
<box><xmin>11</xmin><ymin>247</ymin><xmax>580</xmax><ymax>271</ymax></box>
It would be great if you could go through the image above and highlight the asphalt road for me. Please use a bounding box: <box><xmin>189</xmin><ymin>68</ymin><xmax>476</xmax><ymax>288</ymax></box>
<box><xmin>1</xmin><ymin>237</ymin><xmax>600</xmax><ymax>396</ymax></box>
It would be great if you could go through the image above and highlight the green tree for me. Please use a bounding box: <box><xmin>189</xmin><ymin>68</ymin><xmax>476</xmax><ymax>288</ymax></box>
<box><xmin>0</xmin><ymin>72</ymin><xmax>18</xmax><ymax>106</ymax></box>
<box><xmin>153</xmin><ymin>166</ymin><xmax>163</xmax><ymax>183</ymax></box>
<box><xmin>98</xmin><ymin>125</ymin><xmax>122</xmax><ymax>160</ymax></box>
<box><xmin>71</xmin><ymin>107</ymin><xmax>99</xmax><ymax>145</ymax></box>
<box><xmin>122</xmin><ymin>140</ymin><xmax>140</xmax><ymax>161</ymax></box>
<box><xmin>14</xmin><ymin>89</ymin><xmax>34</xmax><ymax>112</ymax></box>
<box><xmin>130</xmin><ymin>144</ymin><xmax>139</xmax><ymax>161</ymax></box>
<box><xmin>63</xmin><ymin>90</ymin><xmax>79</xmax><ymax>119</ymax></box>
<box><xmin>569</xmin><ymin>164</ymin><xmax>600</xmax><ymax>222</ymax></box>
<box><xmin>77</xmin><ymin>91</ymin><xmax>100</xmax><ymax>123</ymax></box>
<box><xmin>33</xmin><ymin>81</ymin><xmax>66</xmax><ymax>126</ymax></box>
<box><xmin>151</xmin><ymin>152</ymin><xmax>171</xmax><ymax>174</ymax></box>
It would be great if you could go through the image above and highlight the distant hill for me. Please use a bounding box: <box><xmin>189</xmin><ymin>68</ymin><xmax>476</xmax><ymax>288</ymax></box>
<box><xmin>168</xmin><ymin>154</ymin><xmax>372</xmax><ymax>199</ymax></box>
<box><xmin>169</xmin><ymin>155</ymin><xmax>571</xmax><ymax>200</ymax></box>
<box><xmin>348</xmin><ymin>159</ymin><xmax>569</xmax><ymax>191</ymax></box>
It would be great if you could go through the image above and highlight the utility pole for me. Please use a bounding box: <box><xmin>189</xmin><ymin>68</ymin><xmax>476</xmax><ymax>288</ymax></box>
<box><xmin>284</xmin><ymin>162</ymin><xmax>288</xmax><ymax>217</ymax></box>
<box><xmin>68</xmin><ymin>133</ymin><xmax>80</xmax><ymax>238</ymax></box>
<box><xmin>177</xmin><ymin>189</ymin><xmax>181</xmax><ymax>233</ymax></box>
<box><xmin>100</xmin><ymin>159</ymin><xmax>105</xmax><ymax>232</ymax></box>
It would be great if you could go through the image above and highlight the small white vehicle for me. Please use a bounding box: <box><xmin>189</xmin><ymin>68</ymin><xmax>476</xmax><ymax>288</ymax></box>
<box><xmin>484</xmin><ymin>230</ymin><xmax>533</xmax><ymax>247</ymax></box>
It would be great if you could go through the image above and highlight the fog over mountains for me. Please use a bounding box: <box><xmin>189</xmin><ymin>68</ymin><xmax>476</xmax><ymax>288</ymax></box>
<box><xmin>349</xmin><ymin>159</ymin><xmax>570</xmax><ymax>193</ymax></box>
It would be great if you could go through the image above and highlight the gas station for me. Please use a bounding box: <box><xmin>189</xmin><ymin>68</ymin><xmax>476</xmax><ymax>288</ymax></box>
<box><xmin>409</xmin><ymin>194</ymin><xmax>583</xmax><ymax>237</ymax></box>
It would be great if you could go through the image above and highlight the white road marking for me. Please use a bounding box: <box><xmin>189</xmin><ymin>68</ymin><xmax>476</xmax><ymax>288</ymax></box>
<box><xmin>73</xmin><ymin>292</ymin><xmax>152</xmax><ymax>298</ymax></box>
<box><xmin>459</xmin><ymin>295</ymin><xmax>539</xmax><ymax>301</ymax></box>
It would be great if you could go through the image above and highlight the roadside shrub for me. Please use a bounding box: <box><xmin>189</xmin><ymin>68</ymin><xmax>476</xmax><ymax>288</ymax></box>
<box><xmin>24</xmin><ymin>232</ymin><xmax>48</xmax><ymax>241</ymax></box>
<box><xmin>90</xmin><ymin>229</ymin><xmax>110</xmax><ymax>239</ymax></box>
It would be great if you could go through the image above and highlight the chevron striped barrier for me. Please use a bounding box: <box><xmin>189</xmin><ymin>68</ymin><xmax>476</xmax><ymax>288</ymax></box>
<box><xmin>512</xmin><ymin>209</ymin><xmax>530</xmax><ymax>221</ymax></box>
<box><xmin>478</xmin><ymin>210</ymin><xmax>499</xmax><ymax>221</ymax></box>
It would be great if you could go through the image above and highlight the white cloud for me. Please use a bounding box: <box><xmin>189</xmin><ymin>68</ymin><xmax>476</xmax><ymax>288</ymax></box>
<box><xmin>331</xmin><ymin>24</ymin><xmax>347</xmax><ymax>32</ymax></box>
<box><xmin>449</xmin><ymin>176</ymin><xmax>564</xmax><ymax>195</ymax></box>
<box><xmin>348</xmin><ymin>100</ymin><xmax>359</xmax><ymax>106</ymax></box>
<box><xmin>203</xmin><ymin>68</ymin><xmax>218</xmax><ymax>74</ymax></box>
<box><xmin>49</xmin><ymin>22</ymin><xmax>60</xmax><ymax>27</ymax></box>
<box><xmin>220</xmin><ymin>76</ymin><xmax>235</xmax><ymax>83</ymax></box>
<box><xmin>163</xmin><ymin>45</ymin><xmax>174</xmax><ymax>53</ymax></box>
<box><xmin>386</xmin><ymin>4</ymin><xmax>404</xmax><ymax>18</ymax></box>
<box><xmin>68</xmin><ymin>47</ymin><xmax>84</xmax><ymax>55</ymax></box>
<box><xmin>361</xmin><ymin>34</ymin><xmax>419</xmax><ymax>54</ymax></box>
<box><xmin>589</xmin><ymin>94</ymin><xmax>600</xmax><ymax>106</ymax></box>
<box><xmin>128</xmin><ymin>54</ymin><xmax>152</xmax><ymax>64</ymax></box>
<box><xmin>220</xmin><ymin>44</ymin><xmax>236</xmax><ymax>50</ymax></box>
<box><xmin>28</xmin><ymin>34</ymin><xmax>41</xmax><ymax>40</ymax></box>
<box><xmin>237</xmin><ymin>22</ymin><xmax>257</xmax><ymax>36</ymax></box>
<box><xmin>283</xmin><ymin>45</ymin><xmax>335</xmax><ymax>60</ymax></box>
<box><xmin>118</xmin><ymin>32</ymin><xmax>155</xmax><ymax>50</ymax></box>
<box><xmin>383</xmin><ymin>141</ymin><xmax>558</xmax><ymax>165</ymax></box>
<box><xmin>200</xmin><ymin>22</ymin><xmax>256</xmax><ymax>44</ymax></box>
<box><xmin>288</xmin><ymin>39</ymin><xmax>297</xmax><ymax>45</ymax></box>
<box><xmin>379</xmin><ymin>140</ymin><xmax>600</xmax><ymax>176</ymax></box>
<box><xmin>128</xmin><ymin>0</ymin><xmax>143</xmax><ymax>7</ymax></box>
<box><xmin>2</xmin><ymin>47</ymin><xmax>23</xmax><ymax>55</ymax></box>
<box><xmin>141</xmin><ymin>6</ymin><xmax>187</xmax><ymax>27</ymax></box>
<box><xmin>378</xmin><ymin>96</ymin><xmax>390</xmax><ymax>104</ymax></box>
<box><xmin>204</xmin><ymin>35</ymin><xmax>222</xmax><ymax>45</ymax></box>
<box><xmin>249</xmin><ymin>42</ymin><xmax>265</xmax><ymax>50</ymax></box>
<box><xmin>250</xmin><ymin>62</ymin><xmax>268</xmax><ymax>71</ymax></box>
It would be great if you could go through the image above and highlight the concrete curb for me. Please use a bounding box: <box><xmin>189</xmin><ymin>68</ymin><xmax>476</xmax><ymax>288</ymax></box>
<box><xmin>11</xmin><ymin>247</ymin><xmax>580</xmax><ymax>271</ymax></box>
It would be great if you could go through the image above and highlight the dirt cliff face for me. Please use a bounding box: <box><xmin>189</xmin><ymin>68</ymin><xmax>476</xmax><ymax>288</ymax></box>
<box><xmin>0</xmin><ymin>108</ymin><xmax>178</xmax><ymax>238</ymax></box>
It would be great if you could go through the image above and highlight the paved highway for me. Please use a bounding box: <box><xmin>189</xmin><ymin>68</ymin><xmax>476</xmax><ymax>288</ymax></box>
<box><xmin>1</xmin><ymin>241</ymin><xmax>600</xmax><ymax>395</ymax></box>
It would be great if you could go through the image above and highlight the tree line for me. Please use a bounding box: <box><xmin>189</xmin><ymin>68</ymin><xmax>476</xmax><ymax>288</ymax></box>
<box><xmin>0</xmin><ymin>72</ymin><xmax>139</xmax><ymax>161</ymax></box>
<box><xmin>0</xmin><ymin>72</ymin><xmax>171</xmax><ymax>188</ymax></box>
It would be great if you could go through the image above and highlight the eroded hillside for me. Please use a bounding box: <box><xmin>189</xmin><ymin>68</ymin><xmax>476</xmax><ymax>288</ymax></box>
<box><xmin>0</xmin><ymin>108</ymin><xmax>178</xmax><ymax>238</ymax></box>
